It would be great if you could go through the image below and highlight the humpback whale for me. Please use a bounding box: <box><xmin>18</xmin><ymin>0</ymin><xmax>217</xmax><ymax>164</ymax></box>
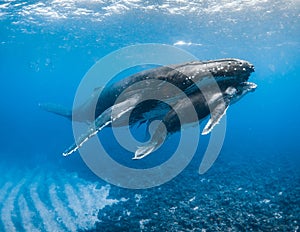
<box><xmin>40</xmin><ymin>59</ymin><xmax>256</xmax><ymax>159</ymax></box>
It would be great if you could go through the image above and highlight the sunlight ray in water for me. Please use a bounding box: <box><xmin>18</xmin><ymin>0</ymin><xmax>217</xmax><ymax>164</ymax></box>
<box><xmin>64</xmin><ymin>183</ymin><xmax>87</xmax><ymax>224</ymax></box>
<box><xmin>30</xmin><ymin>179</ymin><xmax>63</xmax><ymax>231</ymax></box>
<box><xmin>0</xmin><ymin>167</ymin><xmax>119</xmax><ymax>231</ymax></box>
<box><xmin>0</xmin><ymin>182</ymin><xmax>13</xmax><ymax>204</ymax></box>
<box><xmin>18</xmin><ymin>195</ymin><xmax>40</xmax><ymax>232</ymax></box>
<box><xmin>49</xmin><ymin>183</ymin><xmax>77</xmax><ymax>231</ymax></box>
<box><xmin>1</xmin><ymin>179</ymin><xmax>26</xmax><ymax>232</ymax></box>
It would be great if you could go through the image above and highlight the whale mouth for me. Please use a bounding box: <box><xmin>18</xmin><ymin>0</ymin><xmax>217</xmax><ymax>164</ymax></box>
<box><xmin>240</xmin><ymin>81</ymin><xmax>257</xmax><ymax>91</ymax></box>
<box><xmin>232</xmin><ymin>81</ymin><xmax>257</xmax><ymax>101</ymax></box>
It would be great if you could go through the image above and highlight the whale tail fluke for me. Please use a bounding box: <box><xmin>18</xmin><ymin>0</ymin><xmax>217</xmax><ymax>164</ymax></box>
<box><xmin>39</xmin><ymin>103</ymin><xmax>72</xmax><ymax>120</ymax></box>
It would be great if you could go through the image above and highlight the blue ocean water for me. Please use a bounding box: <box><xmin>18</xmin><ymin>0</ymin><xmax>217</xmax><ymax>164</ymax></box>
<box><xmin>0</xmin><ymin>0</ymin><xmax>299</xmax><ymax>231</ymax></box>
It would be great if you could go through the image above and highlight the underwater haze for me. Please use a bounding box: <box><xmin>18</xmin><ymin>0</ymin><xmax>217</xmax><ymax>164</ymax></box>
<box><xmin>0</xmin><ymin>0</ymin><xmax>299</xmax><ymax>231</ymax></box>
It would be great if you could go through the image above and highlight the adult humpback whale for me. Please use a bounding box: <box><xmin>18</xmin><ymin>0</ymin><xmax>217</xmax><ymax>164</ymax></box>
<box><xmin>40</xmin><ymin>58</ymin><xmax>256</xmax><ymax>159</ymax></box>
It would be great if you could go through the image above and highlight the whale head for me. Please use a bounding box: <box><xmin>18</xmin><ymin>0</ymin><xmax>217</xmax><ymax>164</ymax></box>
<box><xmin>209</xmin><ymin>59</ymin><xmax>255</xmax><ymax>82</ymax></box>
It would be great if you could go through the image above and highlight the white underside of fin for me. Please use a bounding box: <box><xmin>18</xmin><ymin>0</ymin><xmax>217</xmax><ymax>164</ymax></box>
<box><xmin>202</xmin><ymin>102</ymin><xmax>228</xmax><ymax>135</ymax></box>
<box><xmin>133</xmin><ymin>143</ymin><xmax>157</xmax><ymax>159</ymax></box>
<box><xmin>63</xmin><ymin>96</ymin><xmax>141</xmax><ymax>156</ymax></box>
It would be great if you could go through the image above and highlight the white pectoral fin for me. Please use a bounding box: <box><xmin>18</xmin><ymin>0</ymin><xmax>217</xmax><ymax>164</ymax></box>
<box><xmin>133</xmin><ymin>121</ymin><xmax>168</xmax><ymax>160</ymax></box>
<box><xmin>202</xmin><ymin>101</ymin><xmax>229</xmax><ymax>135</ymax></box>
<box><xmin>63</xmin><ymin>113</ymin><xmax>112</xmax><ymax>156</ymax></box>
<box><xmin>133</xmin><ymin>143</ymin><xmax>157</xmax><ymax>159</ymax></box>
<box><xmin>63</xmin><ymin>96</ymin><xmax>141</xmax><ymax>157</ymax></box>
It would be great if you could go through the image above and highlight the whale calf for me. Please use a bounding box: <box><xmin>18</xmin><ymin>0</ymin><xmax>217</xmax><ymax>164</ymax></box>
<box><xmin>40</xmin><ymin>58</ymin><xmax>256</xmax><ymax>159</ymax></box>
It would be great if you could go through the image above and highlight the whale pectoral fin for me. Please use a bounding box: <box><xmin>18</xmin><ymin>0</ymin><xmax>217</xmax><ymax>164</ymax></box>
<box><xmin>134</xmin><ymin>143</ymin><xmax>157</xmax><ymax>159</ymax></box>
<box><xmin>202</xmin><ymin>101</ymin><xmax>229</xmax><ymax>135</ymax></box>
<box><xmin>133</xmin><ymin>121</ymin><xmax>168</xmax><ymax>159</ymax></box>
<box><xmin>62</xmin><ymin>108</ymin><xmax>113</xmax><ymax>156</ymax></box>
<box><xmin>63</xmin><ymin>95</ymin><xmax>142</xmax><ymax>156</ymax></box>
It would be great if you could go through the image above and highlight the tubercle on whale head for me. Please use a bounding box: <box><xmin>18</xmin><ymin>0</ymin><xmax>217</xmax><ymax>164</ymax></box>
<box><xmin>209</xmin><ymin>58</ymin><xmax>255</xmax><ymax>81</ymax></box>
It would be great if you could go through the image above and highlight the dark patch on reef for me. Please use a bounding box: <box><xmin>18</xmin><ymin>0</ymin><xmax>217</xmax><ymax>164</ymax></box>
<box><xmin>93</xmin><ymin>152</ymin><xmax>300</xmax><ymax>232</ymax></box>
